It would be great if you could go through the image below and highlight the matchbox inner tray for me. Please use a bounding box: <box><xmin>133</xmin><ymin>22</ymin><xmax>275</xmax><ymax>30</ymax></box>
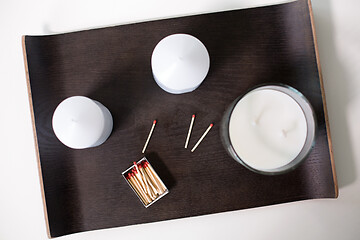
<box><xmin>23</xmin><ymin>0</ymin><xmax>337</xmax><ymax>237</ymax></box>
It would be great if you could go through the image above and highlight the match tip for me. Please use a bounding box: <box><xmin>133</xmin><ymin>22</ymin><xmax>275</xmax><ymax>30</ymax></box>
<box><xmin>210</xmin><ymin>123</ymin><xmax>214</xmax><ymax>127</ymax></box>
<box><xmin>192</xmin><ymin>114</ymin><xmax>195</xmax><ymax>118</ymax></box>
<box><xmin>133</xmin><ymin>162</ymin><xmax>137</xmax><ymax>165</ymax></box>
<box><xmin>153</xmin><ymin>120</ymin><xmax>157</xmax><ymax>124</ymax></box>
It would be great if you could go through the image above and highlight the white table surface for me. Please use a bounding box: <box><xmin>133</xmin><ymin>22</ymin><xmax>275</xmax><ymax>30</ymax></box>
<box><xmin>1</xmin><ymin>0</ymin><xmax>359</xmax><ymax>239</ymax></box>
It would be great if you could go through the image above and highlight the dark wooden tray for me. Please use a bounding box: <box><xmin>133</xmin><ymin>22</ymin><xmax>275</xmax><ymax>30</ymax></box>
<box><xmin>23</xmin><ymin>0</ymin><xmax>337</xmax><ymax>237</ymax></box>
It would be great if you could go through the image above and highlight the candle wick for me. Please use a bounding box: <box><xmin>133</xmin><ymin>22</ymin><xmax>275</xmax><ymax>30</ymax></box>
<box><xmin>281</xmin><ymin>122</ymin><xmax>298</xmax><ymax>137</ymax></box>
<box><xmin>252</xmin><ymin>110</ymin><xmax>264</xmax><ymax>126</ymax></box>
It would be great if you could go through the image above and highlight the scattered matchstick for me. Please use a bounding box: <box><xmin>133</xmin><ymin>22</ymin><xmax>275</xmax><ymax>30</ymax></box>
<box><xmin>142</xmin><ymin>120</ymin><xmax>157</xmax><ymax>154</ymax></box>
<box><xmin>185</xmin><ymin>114</ymin><xmax>195</xmax><ymax>149</ymax></box>
<box><xmin>191</xmin><ymin>123</ymin><xmax>213</xmax><ymax>152</ymax></box>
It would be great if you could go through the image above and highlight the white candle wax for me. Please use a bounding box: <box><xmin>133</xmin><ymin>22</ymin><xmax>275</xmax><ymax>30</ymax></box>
<box><xmin>229</xmin><ymin>89</ymin><xmax>308</xmax><ymax>170</ymax></box>
<box><xmin>151</xmin><ymin>34</ymin><xmax>210</xmax><ymax>94</ymax></box>
<box><xmin>52</xmin><ymin>96</ymin><xmax>113</xmax><ymax>149</ymax></box>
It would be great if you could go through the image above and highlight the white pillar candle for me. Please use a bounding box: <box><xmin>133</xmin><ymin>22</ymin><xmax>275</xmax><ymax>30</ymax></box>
<box><xmin>223</xmin><ymin>85</ymin><xmax>316</xmax><ymax>174</ymax></box>
<box><xmin>52</xmin><ymin>96</ymin><xmax>113</xmax><ymax>149</ymax></box>
<box><xmin>151</xmin><ymin>34</ymin><xmax>210</xmax><ymax>94</ymax></box>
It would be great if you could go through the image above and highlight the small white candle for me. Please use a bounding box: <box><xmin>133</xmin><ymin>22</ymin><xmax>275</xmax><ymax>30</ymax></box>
<box><xmin>228</xmin><ymin>87</ymin><xmax>312</xmax><ymax>171</ymax></box>
<box><xmin>52</xmin><ymin>96</ymin><xmax>113</xmax><ymax>149</ymax></box>
<box><xmin>151</xmin><ymin>34</ymin><xmax>210</xmax><ymax>94</ymax></box>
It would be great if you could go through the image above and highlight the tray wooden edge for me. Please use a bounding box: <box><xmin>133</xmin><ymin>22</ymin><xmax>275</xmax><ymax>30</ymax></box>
<box><xmin>22</xmin><ymin>36</ymin><xmax>53</xmax><ymax>239</ymax></box>
<box><xmin>307</xmin><ymin>0</ymin><xmax>338</xmax><ymax>197</ymax></box>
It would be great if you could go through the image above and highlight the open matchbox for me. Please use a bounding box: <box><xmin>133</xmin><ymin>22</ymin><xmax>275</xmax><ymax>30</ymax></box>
<box><xmin>122</xmin><ymin>157</ymin><xmax>169</xmax><ymax>207</ymax></box>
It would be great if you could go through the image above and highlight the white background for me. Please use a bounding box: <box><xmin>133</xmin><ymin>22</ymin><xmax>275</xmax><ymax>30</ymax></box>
<box><xmin>1</xmin><ymin>0</ymin><xmax>360</xmax><ymax>239</ymax></box>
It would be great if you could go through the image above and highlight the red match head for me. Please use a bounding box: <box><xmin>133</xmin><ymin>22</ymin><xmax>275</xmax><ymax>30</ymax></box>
<box><xmin>153</xmin><ymin>120</ymin><xmax>157</xmax><ymax>124</ymax></box>
<box><xmin>192</xmin><ymin>114</ymin><xmax>195</xmax><ymax>118</ymax></box>
<box><xmin>210</xmin><ymin>123</ymin><xmax>214</xmax><ymax>127</ymax></box>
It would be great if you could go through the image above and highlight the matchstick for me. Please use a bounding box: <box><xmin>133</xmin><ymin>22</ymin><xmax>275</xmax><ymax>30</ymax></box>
<box><xmin>132</xmin><ymin>162</ymin><xmax>147</xmax><ymax>192</ymax></box>
<box><xmin>134</xmin><ymin>162</ymin><xmax>156</xmax><ymax>199</ymax></box>
<box><xmin>139</xmin><ymin>164</ymin><xmax>159</xmax><ymax>196</ymax></box>
<box><xmin>132</xmin><ymin>168</ymin><xmax>148</xmax><ymax>195</ymax></box>
<box><xmin>143</xmin><ymin>167</ymin><xmax>161</xmax><ymax>194</ymax></box>
<box><xmin>127</xmin><ymin>173</ymin><xmax>148</xmax><ymax>204</ymax></box>
<box><xmin>131</xmin><ymin>173</ymin><xmax>151</xmax><ymax>204</ymax></box>
<box><xmin>143</xmin><ymin>161</ymin><xmax>166</xmax><ymax>193</ymax></box>
<box><xmin>143</xmin><ymin>162</ymin><xmax>164</xmax><ymax>194</ymax></box>
<box><xmin>191</xmin><ymin>124</ymin><xmax>213</xmax><ymax>152</ymax></box>
<box><xmin>142</xmin><ymin>120</ymin><xmax>157</xmax><ymax>154</ymax></box>
<box><xmin>185</xmin><ymin>114</ymin><xmax>195</xmax><ymax>148</ymax></box>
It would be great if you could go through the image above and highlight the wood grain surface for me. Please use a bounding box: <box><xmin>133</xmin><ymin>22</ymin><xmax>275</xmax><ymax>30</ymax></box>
<box><xmin>23</xmin><ymin>0</ymin><xmax>337</xmax><ymax>237</ymax></box>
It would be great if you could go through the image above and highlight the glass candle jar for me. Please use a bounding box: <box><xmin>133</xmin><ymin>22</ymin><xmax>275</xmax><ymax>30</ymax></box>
<box><xmin>221</xmin><ymin>84</ymin><xmax>316</xmax><ymax>175</ymax></box>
